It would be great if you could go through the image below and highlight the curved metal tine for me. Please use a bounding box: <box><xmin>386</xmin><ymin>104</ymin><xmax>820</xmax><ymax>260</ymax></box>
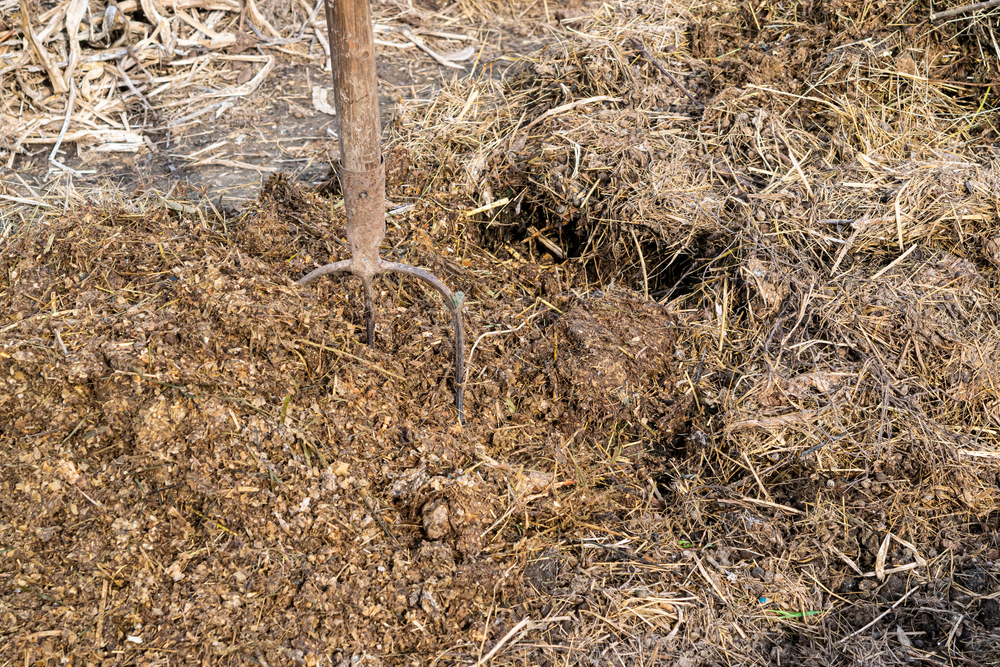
<box><xmin>298</xmin><ymin>259</ymin><xmax>353</xmax><ymax>286</ymax></box>
<box><xmin>380</xmin><ymin>261</ymin><xmax>465</xmax><ymax>423</ymax></box>
<box><xmin>362</xmin><ymin>277</ymin><xmax>376</xmax><ymax>349</ymax></box>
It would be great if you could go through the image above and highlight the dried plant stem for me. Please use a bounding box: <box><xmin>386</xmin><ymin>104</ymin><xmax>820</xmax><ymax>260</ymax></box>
<box><xmin>245</xmin><ymin>0</ymin><xmax>281</xmax><ymax>38</ymax></box>
<box><xmin>472</xmin><ymin>617</ymin><xmax>532</xmax><ymax>667</ymax></box>
<box><xmin>294</xmin><ymin>337</ymin><xmax>406</xmax><ymax>382</ymax></box>
<box><xmin>524</xmin><ymin>96</ymin><xmax>623</xmax><ymax>130</ymax></box>
<box><xmin>931</xmin><ymin>0</ymin><xmax>1000</xmax><ymax>23</ymax></box>
<box><xmin>630</xmin><ymin>38</ymin><xmax>703</xmax><ymax>108</ymax></box>
<box><xmin>399</xmin><ymin>28</ymin><xmax>467</xmax><ymax>70</ymax></box>
<box><xmin>63</xmin><ymin>0</ymin><xmax>88</xmax><ymax>85</ymax></box>
<box><xmin>465</xmin><ymin>309</ymin><xmax>548</xmax><ymax>384</ymax></box>
<box><xmin>48</xmin><ymin>80</ymin><xmax>76</xmax><ymax>166</ymax></box>
<box><xmin>838</xmin><ymin>587</ymin><xmax>919</xmax><ymax>643</ymax></box>
<box><xmin>630</xmin><ymin>228</ymin><xmax>649</xmax><ymax>299</ymax></box>
<box><xmin>870</xmin><ymin>244</ymin><xmax>918</xmax><ymax>281</ymax></box>
<box><xmin>19</xmin><ymin>0</ymin><xmax>67</xmax><ymax>94</ymax></box>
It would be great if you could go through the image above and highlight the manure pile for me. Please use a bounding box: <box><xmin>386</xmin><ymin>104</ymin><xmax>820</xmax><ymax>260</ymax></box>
<box><xmin>3</xmin><ymin>1</ymin><xmax>1000</xmax><ymax>665</ymax></box>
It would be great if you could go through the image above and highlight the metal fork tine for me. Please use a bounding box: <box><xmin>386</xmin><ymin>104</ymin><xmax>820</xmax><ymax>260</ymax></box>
<box><xmin>363</xmin><ymin>277</ymin><xmax>376</xmax><ymax>349</ymax></box>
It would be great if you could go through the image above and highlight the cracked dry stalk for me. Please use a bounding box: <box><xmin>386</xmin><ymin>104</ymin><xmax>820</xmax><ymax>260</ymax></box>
<box><xmin>298</xmin><ymin>0</ymin><xmax>465</xmax><ymax>422</ymax></box>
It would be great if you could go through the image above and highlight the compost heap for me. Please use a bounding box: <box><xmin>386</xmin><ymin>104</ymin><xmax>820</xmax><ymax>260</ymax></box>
<box><xmin>3</xmin><ymin>0</ymin><xmax>1000</xmax><ymax>666</ymax></box>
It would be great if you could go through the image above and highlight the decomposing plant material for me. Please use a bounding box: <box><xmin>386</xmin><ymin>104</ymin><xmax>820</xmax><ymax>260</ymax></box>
<box><xmin>3</xmin><ymin>1</ymin><xmax>1000</xmax><ymax>665</ymax></box>
<box><xmin>390</xmin><ymin>0</ymin><xmax>1000</xmax><ymax>661</ymax></box>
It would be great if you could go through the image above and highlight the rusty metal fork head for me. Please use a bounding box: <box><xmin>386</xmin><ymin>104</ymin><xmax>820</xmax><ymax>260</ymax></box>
<box><xmin>298</xmin><ymin>160</ymin><xmax>466</xmax><ymax>423</ymax></box>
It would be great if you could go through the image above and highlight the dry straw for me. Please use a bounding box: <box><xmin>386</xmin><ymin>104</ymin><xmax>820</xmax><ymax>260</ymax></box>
<box><xmin>2</xmin><ymin>0</ymin><xmax>1000</xmax><ymax>664</ymax></box>
<box><xmin>393</xmin><ymin>0</ymin><xmax>1000</xmax><ymax>661</ymax></box>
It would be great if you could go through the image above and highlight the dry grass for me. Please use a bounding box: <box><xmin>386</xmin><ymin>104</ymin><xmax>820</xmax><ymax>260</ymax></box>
<box><xmin>0</xmin><ymin>0</ymin><xmax>513</xmax><ymax>184</ymax></box>
<box><xmin>390</xmin><ymin>0</ymin><xmax>1000</xmax><ymax>663</ymax></box>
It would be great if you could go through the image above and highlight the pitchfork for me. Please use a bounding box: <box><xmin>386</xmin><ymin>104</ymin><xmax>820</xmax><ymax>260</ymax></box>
<box><xmin>298</xmin><ymin>0</ymin><xmax>465</xmax><ymax>421</ymax></box>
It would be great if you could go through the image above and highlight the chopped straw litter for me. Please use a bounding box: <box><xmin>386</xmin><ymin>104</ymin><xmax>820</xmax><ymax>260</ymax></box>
<box><xmin>2</xmin><ymin>0</ymin><xmax>1000</xmax><ymax>665</ymax></box>
<box><xmin>1</xmin><ymin>0</ymin><xmax>288</xmax><ymax>164</ymax></box>
<box><xmin>0</xmin><ymin>0</ymin><xmax>485</xmax><ymax>172</ymax></box>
